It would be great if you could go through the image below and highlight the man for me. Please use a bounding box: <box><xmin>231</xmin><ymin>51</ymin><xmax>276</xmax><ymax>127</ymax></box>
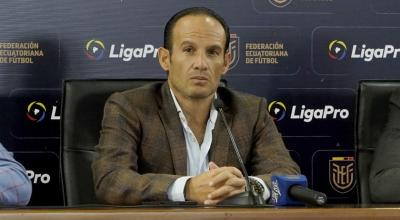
<box><xmin>92</xmin><ymin>7</ymin><xmax>299</xmax><ymax>205</ymax></box>
<box><xmin>369</xmin><ymin>89</ymin><xmax>400</xmax><ymax>203</ymax></box>
<box><xmin>0</xmin><ymin>143</ymin><xmax>32</xmax><ymax>206</ymax></box>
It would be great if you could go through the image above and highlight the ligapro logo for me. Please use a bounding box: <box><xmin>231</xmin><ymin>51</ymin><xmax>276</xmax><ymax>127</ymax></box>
<box><xmin>25</xmin><ymin>101</ymin><xmax>60</xmax><ymax>122</ymax></box>
<box><xmin>84</xmin><ymin>39</ymin><xmax>158</xmax><ymax>61</ymax></box>
<box><xmin>328</xmin><ymin>39</ymin><xmax>400</xmax><ymax>62</ymax></box>
<box><xmin>268</xmin><ymin>101</ymin><xmax>287</xmax><ymax>121</ymax></box>
<box><xmin>85</xmin><ymin>39</ymin><xmax>105</xmax><ymax>61</ymax></box>
<box><xmin>26</xmin><ymin>101</ymin><xmax>46</xmax><ymax>123</ymax></box>
<box><xmin>27</xmin><ymin>170</ymin><xmax>50</xmax><ymax>184</ymax></box>
<box><xmin>268</xmin><ymin>101</ymin><xmax>350</xmax><ymax>123</ymax></box>
<box><xmin>328</xmin><ymin>40</ymin><xmax>347</xmax><ymax>61</ymax></box>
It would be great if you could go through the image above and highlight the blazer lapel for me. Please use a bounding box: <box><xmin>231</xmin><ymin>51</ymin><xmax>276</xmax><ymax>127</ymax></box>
<box><xmin>157</xmin><ymin>83</ymin><xmax>187</xmax><ymax>175</ymax></box>
<box><xmin>209</xmin><ymin>106</ymin><xmax>233</xmax><ymax>167</ymax></box>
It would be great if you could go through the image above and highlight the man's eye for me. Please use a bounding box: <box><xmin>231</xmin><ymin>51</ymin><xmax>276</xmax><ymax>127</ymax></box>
<box><xmin>208</xmin><ymin>49</ymin><xmax>220</xmax><ymax>56</ymax></box>
<box><xmin>183</xmin><ymin>47</ymin><xmax>193</xmax><ymax>53</ymax></box>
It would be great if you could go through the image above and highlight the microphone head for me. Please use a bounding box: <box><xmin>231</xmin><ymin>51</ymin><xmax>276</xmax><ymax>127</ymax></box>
<box><xmin>213</xmin><ymin>98</ymin><xmax>224</xmax><ymax>109</ymax></box>
<box><xmin>271</xmin><ymin>175</ymin><xmax>308</xmax><ymax>206</ymax></box>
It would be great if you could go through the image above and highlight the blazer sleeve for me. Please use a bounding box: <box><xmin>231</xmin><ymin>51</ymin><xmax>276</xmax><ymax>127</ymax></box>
<box><xmin>369</xmin><ymin>90</ymin><xmax>400</xmax><ymax>203</ymax></box>
<box><xmin>92</xmin><ymin>92</ymin><xmax>181</xmax><ymax>205</ymax></box>
<box><xmin>250</xmin><ymin>98</ymin><xmax>300</xmax><ymax>188</ymax></box>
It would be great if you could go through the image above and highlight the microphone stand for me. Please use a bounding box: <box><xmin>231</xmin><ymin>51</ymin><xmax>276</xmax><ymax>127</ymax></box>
<box><xmin>214</xmin><ymin>100</ymin><xmax>265</xmax><ymax>206</ymax></box>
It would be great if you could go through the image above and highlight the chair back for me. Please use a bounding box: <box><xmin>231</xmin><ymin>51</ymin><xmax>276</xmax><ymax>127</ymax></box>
<box><xmin>61</xmin><ymin>79</ymin><xmax>163</xmax><ymax>205</ymax></box>
<box><xmin>356</xmin><ymin>80</ymin><xmax>400</xmax><ymax>204</ymax></box>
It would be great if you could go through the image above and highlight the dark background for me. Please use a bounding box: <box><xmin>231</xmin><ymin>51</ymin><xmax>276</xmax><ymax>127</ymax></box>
<box><xmin>1</xmin><ymin>0</ymin><xmax>398</xmax><ymax>205</ymax></box>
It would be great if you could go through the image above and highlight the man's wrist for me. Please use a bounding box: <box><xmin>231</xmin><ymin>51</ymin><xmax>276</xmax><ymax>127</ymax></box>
<box><xmin>184</xmin><ymin>178</ymin><xmax>192</xmax><ymax>201</ymax></box>
<box><xmin>167</xmin><ymin>176</ymin><xmax>192</xmax><ymax>202</ymax></box>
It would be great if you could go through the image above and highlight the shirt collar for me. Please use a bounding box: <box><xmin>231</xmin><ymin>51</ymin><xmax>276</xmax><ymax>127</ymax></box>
<box><xmin>169</xmin><ymin>88</ymin><xmax>218</xmax><ymax>124</ymax></box>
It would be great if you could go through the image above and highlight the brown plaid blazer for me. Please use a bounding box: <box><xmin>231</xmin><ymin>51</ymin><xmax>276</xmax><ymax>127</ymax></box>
<box><xmin>92</xmin><ymin>82</ymin><xmax>299</xmax><ymax>205</ymax></box>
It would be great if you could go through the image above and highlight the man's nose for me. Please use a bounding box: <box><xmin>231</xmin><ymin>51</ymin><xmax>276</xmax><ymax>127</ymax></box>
<box><xmin>193</xmin><ymin>52</ymin><xmax>208</xmax><ymax>71</ymax></box>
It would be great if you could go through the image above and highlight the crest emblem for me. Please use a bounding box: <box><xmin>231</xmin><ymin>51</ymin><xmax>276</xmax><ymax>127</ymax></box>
<box><xmin>228</xmin><ymin>33</ymin><xmax>240</xmax><ymax>70</ymax></box>
<box><xmin>329</xmin><ymin>157</ymin><xmax>356</xmax><ymax>193</ymax></box>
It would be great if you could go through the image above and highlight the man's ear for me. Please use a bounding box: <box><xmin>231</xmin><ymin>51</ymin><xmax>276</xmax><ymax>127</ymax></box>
<box><xmin>222</xmin><ymin>51</ymin><xmax>231</xmax><ymax>75</ymax></box>
<box><xmin>158</xmin><ymin>47</ymin><xmax>170</xmax><ymax>72</ymax></box>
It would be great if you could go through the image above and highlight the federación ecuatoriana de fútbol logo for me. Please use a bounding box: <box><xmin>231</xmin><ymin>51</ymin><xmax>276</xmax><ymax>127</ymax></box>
<box><xmin>329</xmin><ymin>156</ymin><xmax>356</xmax><ymax>194</ymax></box>
<box><xmin>228</xmin><ymin>33</ymin><xmax>240</xmax><ymax>70</ymax></box>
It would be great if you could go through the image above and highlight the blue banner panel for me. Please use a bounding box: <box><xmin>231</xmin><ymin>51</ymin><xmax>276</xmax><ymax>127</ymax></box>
<box><xmin>228</xmin><ymin>27</ymin><xmax>301</xmax><ymax>75</ymax></box>
<box><xmin>252</xmin><ymin>0</ymin><xmax>350</xmax><ymax>14</ymax></box>
<box><xmin>14</xmin><ymin>151</ymin><xmax>63</xmax><ymax>206</ymax></box>
<box><xmin>312</xmin><ymin>150</ymin><xmax>357</xmax><ymax>204</ymax></box>
<box><xmin>370</xmin><ymin>0</ymin><xmax>400</xmax><ymax>14</ymax></box>
<box><xmin>312</xmin><ymin>27</ymin><xmax>400</xmax><ymax>75</ymax></box>
<box><xmin>7</xmin><ymin>89</ymin><xmax>60</xmax><ymax>140</ymax></box>
<box><xmin>266</xmin><ymin>88</ymin><xmax>355</xmax><ymax>140</ymax></box>
<box><xmin>1</xmin><ymin>0</ymin><xmax>399</xmax><ymax>205</ymax></box>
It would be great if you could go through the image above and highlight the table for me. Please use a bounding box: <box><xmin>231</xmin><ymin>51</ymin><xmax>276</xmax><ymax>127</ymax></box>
<box><xmin>1</xmin><ymin>206</ymin><xmax>400</xmax><ymax>220</ymax></box>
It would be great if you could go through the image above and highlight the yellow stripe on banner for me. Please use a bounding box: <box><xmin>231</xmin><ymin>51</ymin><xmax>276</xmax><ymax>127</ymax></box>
<box><xmin>331</xmin><ymin>157</ymin><xmax>345</xmax><ymax>161</ymax></box>
<box><xmin>331</xmin><ymin>157</ymin><xmax>354</xmax><ymax>161</ymax></box>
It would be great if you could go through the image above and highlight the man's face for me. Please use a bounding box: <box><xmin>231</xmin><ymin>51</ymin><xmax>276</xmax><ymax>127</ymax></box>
<box><xmin>159</xmin><ymin>15</ymin><xmax>230</xmax><ymax>100</ymax></box>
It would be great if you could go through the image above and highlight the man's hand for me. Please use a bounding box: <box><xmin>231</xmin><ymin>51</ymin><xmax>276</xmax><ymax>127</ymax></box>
<box><xmin>185</xmin><ymin>162</ymin><xmax>246</xmax><ymax>205</ymax></box>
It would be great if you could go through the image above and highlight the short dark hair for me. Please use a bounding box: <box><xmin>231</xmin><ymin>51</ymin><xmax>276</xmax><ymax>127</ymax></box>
<box><xmin>163</xmin><ymin>7</ymin><xmax>230</xmax><ymax>53</ymax></box>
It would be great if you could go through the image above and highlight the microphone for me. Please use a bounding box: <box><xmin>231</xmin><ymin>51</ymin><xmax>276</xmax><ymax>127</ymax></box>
<box><xmin>214</xmin><ymin>98</ymin><xmax>265</xmax><ymax>206</ymax></box>
<box><xmin>271</xmin><ymin>175</ymin><xmax>327</xmax><ymax>206</ymax></box>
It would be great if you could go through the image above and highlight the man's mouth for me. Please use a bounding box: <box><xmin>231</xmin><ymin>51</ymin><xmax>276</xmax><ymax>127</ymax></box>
<box><xmin>191</xmin><ymin>75</ymin><xmax>209</xmax><ymax>81</ymax></box>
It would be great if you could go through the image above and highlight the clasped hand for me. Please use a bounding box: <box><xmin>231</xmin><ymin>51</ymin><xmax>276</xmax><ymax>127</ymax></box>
<box><xmin>185</xmin><ymin>161</ymin><xmax>246</xmax><ymax>205</ymax></box>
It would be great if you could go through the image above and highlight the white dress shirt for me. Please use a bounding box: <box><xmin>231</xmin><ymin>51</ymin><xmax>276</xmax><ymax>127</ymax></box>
<box><xmin>167</xmin><ymin>89</ymin><xmax>269</xmax><ymax>202</ymax></box>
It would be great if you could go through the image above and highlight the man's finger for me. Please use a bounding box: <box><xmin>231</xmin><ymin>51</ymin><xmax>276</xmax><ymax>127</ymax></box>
<box><xmin>209</xmin><ymin>171</ymin><xmax>233</xmax><ymax>186</ymax></box>
<box><xmin>204</xmin><ymin>199</ymin><xmax>220</xmax><ymax>206</ymax></box>
<box><xmin>208</xmin><ymin>166</ymin><xmax>243</xmax><ymax>178</ymax></box>
<box><xmin>208</xmin><ymin>161</ymin><xmax>219</xmax><ymax>170</ymax></box>
<box><xmin>207</xmin><ymin>185</ymin><xmax>235</xmax><ymax>200</ymax></box>
<box><xmin>204</xmin><ymin>188</ymin><xmax>245</xmax><ymax>205</ymax></box>
<box><xmin>225</xmin><ymin>177</ymin><xmax>246</xmax><ymax>187</ymax></box>
<box><xmin>228</xmin><ymin>167</ymin><xmax>244</xmax><ymax>178</ymax></box>
<box><xmin>209</xmin><ymin>166</ymin><xmax>244</xmax><ymax>185</ymax></box>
